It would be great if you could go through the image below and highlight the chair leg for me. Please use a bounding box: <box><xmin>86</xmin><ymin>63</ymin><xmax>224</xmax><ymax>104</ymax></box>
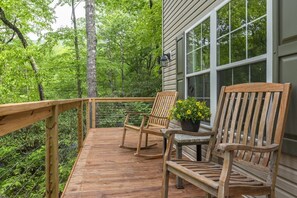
<box><xmin>134</xmin><ymin>129</ymin><xmax>143</xmax><ymax>156</ymax></box>
<box><xmin>145</xmin><ymin>133</ymin><xmax>148</xmax><ymax>147</ymax></box>
<box><xmin>268</xmin><ymin>190</ymin><xmax>275</xmax><ymax>198</ymax></box>
<box><xmin>119</xmin><ymin>127</ymin><xmax>127</xmax><ymax>148</ymax></box>
<box><xmin>161</xmin><ymin>164</ymin><xmax>170</xmax><ymax>198</ymax></box>
<box><xmin>205</xmin><ymin>193</ymin><xmax>212</xmax><ymax>198</ymax></box>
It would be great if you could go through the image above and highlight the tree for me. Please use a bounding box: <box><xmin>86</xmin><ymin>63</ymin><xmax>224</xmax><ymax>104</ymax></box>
<box><xmin>85</xmin><ymin>0</ymin><xmax>97</xmax><ymax>97</ymax></box>
<box><xmin>72</xmin><ymin>0</ymin><xmax>83</xmax><ymax>98</ymax></box>
<box><xmin>0</xmin><ymin>7</ymin><xmax>45</xmax><ymax>100</ymax></box>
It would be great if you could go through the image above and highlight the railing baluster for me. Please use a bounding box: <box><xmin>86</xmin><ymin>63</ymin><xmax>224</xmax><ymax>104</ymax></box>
<box><xmin>92</xmin><ymin>99</ymin><xmax>96</xmax><ymax>128</ymax></box>
<box><xmin>86</xmin><ymin>99</ymin><xmax>90</xmax><ymax>133</ymax></box>
<box><xmin>77</xmin><ymin>101</ymin><xmax>83</xmax><ymax>152</ymax></box>
<box><xmin>45</xmin><ymin>105</ymin><xmax>59</xmax><ymax>198</ymax></box>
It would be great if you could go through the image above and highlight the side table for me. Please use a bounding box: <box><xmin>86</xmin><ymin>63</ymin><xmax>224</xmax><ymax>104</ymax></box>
<box><xmin>161</xmin><ymin>128</ymin><xmax>210</xmax><ymax>188</ymax></box>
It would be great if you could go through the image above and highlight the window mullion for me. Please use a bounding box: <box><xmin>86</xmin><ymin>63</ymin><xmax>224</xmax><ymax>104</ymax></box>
<box><xmin>210</xmin><ymin>11</ymin><xmax>217</xmax><ymax>126</ymax></box>
<box><xmin>246</xmin><ymin>0</ymin><xmax>248</xmax><ymax>59</ymax></box>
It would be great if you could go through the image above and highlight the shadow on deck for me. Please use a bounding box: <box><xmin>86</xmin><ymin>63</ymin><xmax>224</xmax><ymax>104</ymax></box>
<box><xmin>62</xmin><ymin>128</ymin><xmax>204</xmax><ymax>197</ymax></box>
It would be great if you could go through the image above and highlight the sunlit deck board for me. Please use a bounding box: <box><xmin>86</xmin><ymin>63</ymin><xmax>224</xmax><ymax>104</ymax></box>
<box><xmin>62</xmin><ymin>128</ymin><xmax>205</xmax><ymax>197</ymax></box>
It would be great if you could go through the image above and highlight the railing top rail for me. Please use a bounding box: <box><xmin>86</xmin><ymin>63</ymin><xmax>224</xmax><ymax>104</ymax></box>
<box><xmin>0</xmin><ymin>97</ymin><xmax>156</xmax><ymax>117</ymax></box>
<box><xmin>92</xmin><ymin>97</ymin><xmax>155</xmax><ymax>103</ymax></box>
<box><xmin>0</xmin><ymin>98</ymin><xmax>87</xmax><ymax>117</ymax></box>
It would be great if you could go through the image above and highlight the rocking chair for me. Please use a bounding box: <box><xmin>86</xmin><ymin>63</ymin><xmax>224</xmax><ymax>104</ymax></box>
<box><xmin>119</xmin><ymin>91</ymin><xmax>178</xmax><ymax>158</ymax></box>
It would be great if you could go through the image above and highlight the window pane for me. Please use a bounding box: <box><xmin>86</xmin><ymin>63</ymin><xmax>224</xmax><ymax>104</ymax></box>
<box><xmin>251</xmin><ymin>61</ymin><xmax>266</xmax><ymax>82</ymax></box>
<box><xmin>193</xmin><ymin>24</ymin><xmax>201</xmax><ymax>49</ymax></box>
<box><xmin>202</xmin><ymin>45</ymin><xmax>210</xmax><ymax>70</ymax></box>
<box><xmin>187</xmin><ymin>52</ymin><xmax>193</xmax><ymax>73</ymax></box>
<box><xmin>217</xmin><ymin>3</ymin><xmax>229</xmax><ymax>38</ymax></box>
<box><xmin>194</xmin><ymin>49</ymin><xmax>201</xmax><ymax>72</ymax></box>
<box><xmin>218</xmin><ymin>61</ymin><xmax>266</xmax><ymax>90</ymax></box>
<box><xmin>217</xmin><ymin>35</ymin><xmax>229</xmax><ymax>66</ymax></box>
<box><xmin>218</xmin><ymin>68</ymin><xmax>233</xmax><ymax>89</ymax></box>
<box><xmin>231</xmin><ymin>0</ymin><xmax>246</xmax><ymax>31</ymax></box>
<box><xmin>188</xmin><ymin>73</ymin><xmax>210</xmax><ymax>105</ymax></box>
<box><xmin>188</xmin><ymin>75</ymin><xmax>202</xmax><ymax>97</ymax></box>
<box><xmin>231</xmin><ymin>27</ymin><xmax>246</xmax><ymax>62</ymax></box>
<box><xmin>204</xmin><ymin>73</ymin><xmax>210</xmax><ymax>97</ymax></box>
<box><xmin>248</xmin><ymin>17</ymin><xmax>266</xmax><ymax>58</ymax></box>
<box><xmin>202</xmin><ymin>18</ymin><xmax>210</xmax><ymax>46</ymax></box>
<box><xmin>186</xmin><ymin>31</ymin><xmax>194</xmax><ymax>53</ymax></box>
<box><xmin>233</xmin><ymin>65</ymin><xmax>249</xmax><ymax>84</ymax></box>
<box><xmin>248</xmin><ymin>0</ymin><xmax>266</xmax><ymax>22</ymax></box>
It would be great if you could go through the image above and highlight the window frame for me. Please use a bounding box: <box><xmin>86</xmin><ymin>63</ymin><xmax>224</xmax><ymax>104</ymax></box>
<box><xmin>184</xmin><ymin>0</ymin><xmax>273</xmax><ymax>126</ymax></box>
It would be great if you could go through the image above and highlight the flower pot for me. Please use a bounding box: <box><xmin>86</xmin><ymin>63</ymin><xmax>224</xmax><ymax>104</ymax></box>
<box><xmin>180</xmin><ymin>120</ymin><xmax>201</xmax><ymax>132</ymax></box>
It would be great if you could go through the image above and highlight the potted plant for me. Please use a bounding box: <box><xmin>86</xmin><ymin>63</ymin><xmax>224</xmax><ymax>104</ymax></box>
<box><xmin>169</xmin><ymin>97</ymin><xmax>211</xmax><ymax>132</ymax></box>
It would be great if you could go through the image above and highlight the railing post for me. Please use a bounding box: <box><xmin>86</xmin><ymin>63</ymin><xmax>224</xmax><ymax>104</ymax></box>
<box><xmin>45</xmin><ymin>105</ymin><xmax>59</xmax><ymax>198</ymax></box>
<box><xmin>92</xmin><ymin>99</ymin><xmax>96</xmax><ymax>128</ymax></box>
<box><xmin>77</xmin><ymin>101</ymin><xmax>83</xmax><ymax>152</ymax></box>
<box><xmin>86</xmin><ymin>99</ymin><xmax>90</xmax><ymax>132</ymax></box>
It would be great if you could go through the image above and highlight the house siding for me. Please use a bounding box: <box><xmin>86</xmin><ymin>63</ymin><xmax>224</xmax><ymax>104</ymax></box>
<box><xmin>162</xmin><ymin>0</ymin><xmax>297</xmax><ymax>197</ymax></box>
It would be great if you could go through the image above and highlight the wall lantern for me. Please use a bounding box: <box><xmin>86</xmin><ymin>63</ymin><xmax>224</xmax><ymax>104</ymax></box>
<box><xmin>160</xmin><ymin>53</ymin><xmax>171</xmax><ymax>67</ymax></box>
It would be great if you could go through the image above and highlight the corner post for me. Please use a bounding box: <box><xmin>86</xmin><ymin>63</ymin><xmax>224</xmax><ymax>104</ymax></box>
<box><xmin>92</xmin><ymin>98</ymin><xmax>96</xmax><ymax>128</ymax></box>
<box><xmin>77</xmin><ymin>101</ymin><xmax>83</xmax><ymax>152</ymax></box>
<box><xmin>86</xmin><ymin>99</ymin><xmax>90</xmax><ymax>133</ymax></box>
<box><xmin>45</xmin><ymin>105</ymin><xmax>59</xmax><ymax>198</ymax></box>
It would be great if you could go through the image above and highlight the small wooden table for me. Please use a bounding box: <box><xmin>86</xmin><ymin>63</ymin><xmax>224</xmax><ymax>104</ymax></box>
<box><xmin>161</xmin><ymin>128</ymin><xmax>210</xmax><ymax>188</ymax></box>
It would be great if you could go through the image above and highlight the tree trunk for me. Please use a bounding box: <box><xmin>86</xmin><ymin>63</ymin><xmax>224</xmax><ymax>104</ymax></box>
<box><xmin>0</xmin><ymin>7</ymin><xmax>45</xmax><ymax>100</ymax></box>
<box><xmin>120</xmin><ymin>38</ymin><xmax>124</xmax><ymax>96</ymax></box>
<box><xmin>71</xmin><ymin>0</ymin><xmax>82</xmax><ymax>98</ymax></box>
<box><xmin>85</xmin><ymin>0</ymin><xmax>97</xmax><ymax>97</ymax></box>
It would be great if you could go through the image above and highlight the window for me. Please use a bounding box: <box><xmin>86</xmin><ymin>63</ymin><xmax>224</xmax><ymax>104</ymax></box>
<box><xmin>186</xmin><ymin>17</ymin><xmax>211</xmax><ymax>107</ymax></box>
<box><xmin>185</xmin><ymin>0</ymin><xmax>270</xmax><ymax>125</ymax></box>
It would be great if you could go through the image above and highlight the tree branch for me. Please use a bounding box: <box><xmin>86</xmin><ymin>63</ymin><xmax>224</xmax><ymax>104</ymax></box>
<box><xmin>0</xmin><ymin>8</ymin><xmax>28</xmax><ymax>48</ymax></box>
<box><xmin>0</xmin><ymin>7</ymin><xmax>45</xmax><ymax>100</ymax></box>
<box><xmin>149</xmin><ymin>0</ymin><xmax>153</xmax><ymax>9</ymax></box>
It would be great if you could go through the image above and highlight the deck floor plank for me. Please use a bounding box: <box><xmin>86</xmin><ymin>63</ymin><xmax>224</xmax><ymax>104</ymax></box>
<box><xmin>63</xmin><ymin>128</ymin><xmax>204</xmax><ymax>197</ymax></box>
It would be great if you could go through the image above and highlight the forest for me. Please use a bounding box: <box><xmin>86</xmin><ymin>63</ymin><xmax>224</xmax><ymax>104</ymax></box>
<box><xmin>0</xmin><ymin>0</ymin><xmax>162</xmax><ymax>196</ymax></box>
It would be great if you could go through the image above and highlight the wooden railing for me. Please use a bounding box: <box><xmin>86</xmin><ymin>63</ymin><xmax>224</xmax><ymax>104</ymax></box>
<box><xmin>89</xmin><ymin>97</ymin><xmax>155</xmax><ymax>128</ymax></box>
<box><xmin>0</xmin><ymin>97</ymin><xmax>155</xmax><ymax>198</ymax></box>
<box><xmin>0</xmin><ymin>99</ymin><xmax>86</xmax><ymax>197</ymax></box>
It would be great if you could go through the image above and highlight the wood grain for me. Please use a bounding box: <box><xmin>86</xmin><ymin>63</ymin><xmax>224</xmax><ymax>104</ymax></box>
<box><xmin>62</xmin><ymin>128</ymin><xmax>204</xmax><ymax>198</ymax></box>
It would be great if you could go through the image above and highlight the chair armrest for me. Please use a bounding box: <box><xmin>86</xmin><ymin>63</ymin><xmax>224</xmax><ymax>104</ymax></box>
<box><xmin>124</xmin><ymin>112</ymin><xmax>149</xmax><ymax>125</ymax></box>
<box><xmin>217</xmin><ymin>143</ymin><xmax>279</xmax><ymax>153</ymax></box>
<box><xmin>148</xmin><ymin>114</ymin><xmax>169</xmax><ymax>119</ymax></box>
<box><xmin>126</xmin><ymin>112</ymin><xmax>149</xmax><ymax>116</ymax></box>
<box><xmin>165</xmin><ymin>129</ymin><xmax>215</xmax><ymax>137</ymax></box>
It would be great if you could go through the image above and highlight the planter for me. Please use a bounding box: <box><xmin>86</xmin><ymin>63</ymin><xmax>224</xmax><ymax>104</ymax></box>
<box><xmin>180</xmin><ymin>120</ymin><xmax>201</xmax><ymax>132</ymax></box>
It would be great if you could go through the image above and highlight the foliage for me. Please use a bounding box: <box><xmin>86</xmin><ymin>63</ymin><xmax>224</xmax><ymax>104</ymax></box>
<box><xmin>0</xmin><ymin>110</ymin><xmax>79</xmax><ymax>197</ymax></box>
<box><xmin>0</xmin><ymin>0</ymin><xmax>162</xmax><ymax>196</ymax></box>
<box><xmin>97</xmin><ymin>102</ymin><xmax>152</xmax><ymax>127</ymax></box>
<box><xmin>170</xmin><ymin>98</ymin><xmax>211</xmax><ymax>123</ymax></box>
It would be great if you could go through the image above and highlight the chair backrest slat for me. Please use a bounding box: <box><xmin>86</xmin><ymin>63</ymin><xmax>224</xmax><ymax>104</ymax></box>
<box><xmin>252</xmin><ymin>92</ymin><xmax>271</xmax><ymax>164</ymax></box>
<box><xmin>235</xmin><ymin>92</ymin><xmax>248</xmax><ymax>144</ymax></box>
<box><xmin>229</xmin><ymin>92</ymin><xmax>242</xmax><ymax>144</ymax></box>
<box><xmin>216</xmin><ymin>92</ymin><xmax>230</xmax><ymax>148</ymax></box>
<box><xmin>244</xmin><ymin>92</ymin><xmax>263</xmax><ymax>162</ymax></box>
<box><xmin>148</xmin><ymin>91</ymin><xmax>178</xmax><ymax>128</ymax></box>
<box><xmin>223</xmin><ymin>92</ymin><xmax>236</xmax><ymax>144</ymax></box>
<box><xmin>209</xmin><ymin>83</ymin><xmax>291</xmax><ymax>169</ymax></box>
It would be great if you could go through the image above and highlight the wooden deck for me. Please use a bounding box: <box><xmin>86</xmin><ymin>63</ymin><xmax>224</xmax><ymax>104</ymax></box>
<box><xmin>63</xmin><ymin>128</ymin><xmax>204</xmax><ymax>197</ymax></box>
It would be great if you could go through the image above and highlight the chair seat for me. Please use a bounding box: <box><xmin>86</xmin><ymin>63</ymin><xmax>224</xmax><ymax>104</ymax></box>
<box><xmin>124</xmin><ymin>124</ymin><xmax>140</xmax><ymax>131</ymax></box>
<box><xmin>124</xmin><ymin>124</ymin><xmax>164</xmax><ymax>136</ymax></box>
<box><xmin>167</xmin><ymin>160</ymin><xmax>271</xmax><ymax>196</ymax></box>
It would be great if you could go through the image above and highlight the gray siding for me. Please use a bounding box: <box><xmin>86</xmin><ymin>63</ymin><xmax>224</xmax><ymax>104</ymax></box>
<box><xmin>162</xmin><ymin>0</ymin><xmax>297</xmax><ymax>197</ymax></box>
<box><xmin>162</xmin><ymin>0</ymin><xmax>218</xmax><ymax>91</ymax></box>
<box><xmin>276</xmin><ymin>0</ymin><xmax>297</xmax><ymax>196</ymax></box>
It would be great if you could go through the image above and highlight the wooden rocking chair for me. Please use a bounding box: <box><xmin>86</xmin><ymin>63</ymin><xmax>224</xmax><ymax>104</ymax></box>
<box><xmin>119</xmin><ymin>91</ymin><xmax>178</xmax><ymax>158</ymax></box>
<box><xmin>162</xmin><ymin>83</ymin><xmax>291</xmax><ymax>198</ymax></box>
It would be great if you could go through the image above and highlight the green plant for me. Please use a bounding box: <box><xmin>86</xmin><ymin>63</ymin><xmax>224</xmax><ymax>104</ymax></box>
<box><xmin>170</xmin><ymin>97</ymin><xmax>211</xmax><ymax>123</ymax></box>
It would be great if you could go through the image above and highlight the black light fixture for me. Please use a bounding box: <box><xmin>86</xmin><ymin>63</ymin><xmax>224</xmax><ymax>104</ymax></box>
<box><xmin>160</xmin><ymin>53</ymin><xmax>171</xmax><ymax>67</ymax></box>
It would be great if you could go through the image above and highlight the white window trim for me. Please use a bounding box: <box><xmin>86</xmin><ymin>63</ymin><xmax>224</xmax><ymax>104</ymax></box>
<box><xmin>184</xmin><ymin>0</ymin><xmax>273</xmax><ymax>127</ymax></box>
